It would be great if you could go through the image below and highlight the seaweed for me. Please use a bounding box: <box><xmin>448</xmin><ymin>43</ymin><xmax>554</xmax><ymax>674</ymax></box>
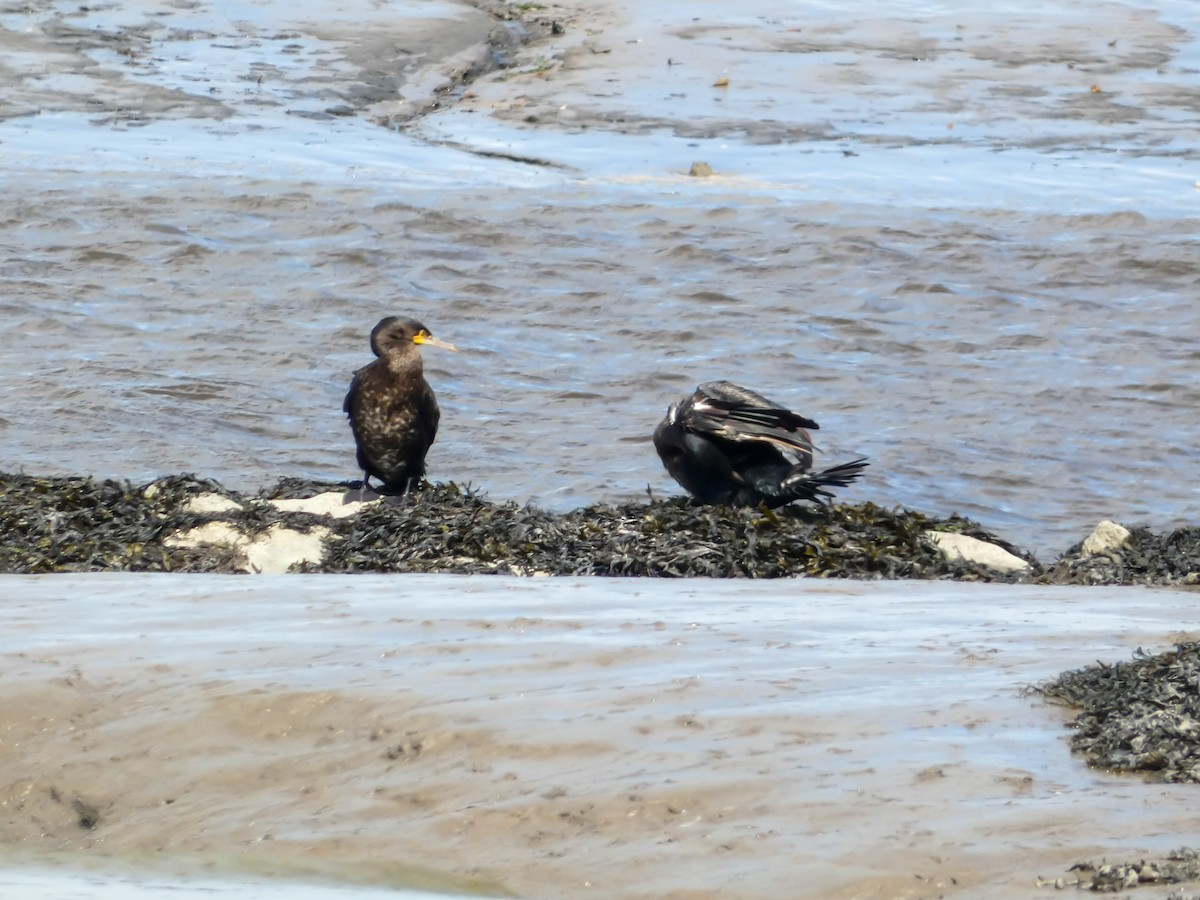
<box><xmin>314</xmin><ymin>486</ymin><xmax>1015</xmax><ymax>579</ymax></box>
<box><xmin>0</xmin><ymin>472</ymin><xmax>327</xmax><ymax>574</ymax></box>
<box><xmin>0</xmin><ymin>472</ymin><xmax>218</xmax><ymax>573</ymax></box>
<box><xmin>1037</xmin><ymin>847</ymin><xmax>1200</xmax><ymax>893</ymax></box>
<box><xmin>1043</xmin><ymin>526</ymin><xmax>1200</xmax><ymax>586</ymax></box>
<box><xmin>259</xmin><ymin>476</ymin><xmax>357</xmax><ymax>500</ymax></box>
<box><xmin>0</xmin><ymin>472</ymin><xmax>1028</xmax><ymax>578</ymax></box>
<box><xmin>11</xmin><ymin>470</ymin><xmax>1200</xmax><ymax>581</ymax></box>
<box><xmin>1037</xmin><ymin>643</ymin><xmax>1200</xmax><ymax>783</ymax></box>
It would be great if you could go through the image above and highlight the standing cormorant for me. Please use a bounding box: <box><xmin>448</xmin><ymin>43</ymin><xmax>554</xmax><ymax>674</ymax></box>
<box><xmin>344</xmin><ymin>316</ymin><xmax>456</xmax><ymax>494</ymax></box>
<box><xmin>652</xmin><ymin>380</ymin><xmax>868</xmax><ymax>507</ymax></box>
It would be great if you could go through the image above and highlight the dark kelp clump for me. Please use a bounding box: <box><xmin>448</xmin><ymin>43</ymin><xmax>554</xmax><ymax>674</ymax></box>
<box><xmin>1045</xmin><ymin>526</ymin><xmax>1200</xmax><ymax>586</ymax></box>
<box><xmin>316</xmin><ymin>483</ymin><xmax>1016</xmax><ymax>579</ymax></box>
<box><xmin>0</xmin><ymin>472</ymin><xmax>225</xmax><ymax>572</ymax></box>
<box><xmin>0</xmin><ymin>473</ymin><xmax>330</xmax><ymax>573</ymax></box>
<box><xmin>1037</xmin><ymin>848</ymin><xmax>1200</xmax><ymax>893</ymax></box>
<box><xmin>0</xmin><ymin>472</ymin><xmax>1027</xmax><ymax>578</ymax></box>
<box><xmin>1037</xmin><ymin>643</ymin><xmax>1200</xmax><ymax>783</ymax></box>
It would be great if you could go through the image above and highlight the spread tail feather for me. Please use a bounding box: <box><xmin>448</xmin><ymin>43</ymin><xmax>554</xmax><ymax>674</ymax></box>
<box><xmin>780</xmin><ymin>457</ymin><xmax>870</xmax><ymax>503</ymax></box>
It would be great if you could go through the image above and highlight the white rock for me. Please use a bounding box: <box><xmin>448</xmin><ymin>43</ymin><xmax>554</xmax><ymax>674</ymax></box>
<box><xmin>925</xmin><ymin>531</ymin><xmax>1030</xmax><ymax>574</ymax></box>
<box><xmin>183</xmin><ymin>493</ymin><xmax>244</xmax><ymax>515</ymax></box>
<box><xmin>164</xmin><ymin>522</ymin><xmax>244</xmax><ymax>548</ymax></box>
<box><xmin>243</xmin><ymin>524</ymin><xmax>332</xmax><ymax>574</ymax></box>
<box><xmin>268</xmin><ymin>491</ymin><xmax>376</xmax><ymax>520</ymax></box>
<box><xmin>164</xmin><ymin>521</ymin><xmax>330</xmax><ymax>574</ymax></box>
<box><xmin>1080</xmin><ymin>520</ymin><xmax>1131</xmax><ymax>557</ymax></box>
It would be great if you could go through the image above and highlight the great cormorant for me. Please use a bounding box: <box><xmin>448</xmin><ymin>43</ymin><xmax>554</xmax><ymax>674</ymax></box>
<box><xmin>653</xmin><ymin>380</ymin><xmax>867</xmax><ymax>507</ymax></box>
<box><xmin>344</xmin><ymin>316</ymin><xmax>456</xmax><ymax>494</ymax></box>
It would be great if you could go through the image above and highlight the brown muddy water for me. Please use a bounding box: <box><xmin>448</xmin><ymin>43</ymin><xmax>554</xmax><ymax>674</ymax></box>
<box><xmin>2</xmin><ymin>574</ymin><xmax>1200</xmax><ymax>899</ymax></box>
<box><xmin>1</xmin><ymin>0</ymin><xmax>1199</xmax><ymax>558</ymax></box>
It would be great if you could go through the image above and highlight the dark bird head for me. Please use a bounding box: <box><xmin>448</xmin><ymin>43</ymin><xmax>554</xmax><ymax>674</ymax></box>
<box><xmin>369</xmin><ymin>316</ymin><xmax>457</xmax><ymax>357</ymax></box>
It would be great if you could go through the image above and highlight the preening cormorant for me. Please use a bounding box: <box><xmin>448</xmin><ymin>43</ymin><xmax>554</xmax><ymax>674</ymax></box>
<box><xmin>344</xmin><ymin>315</ymin><xmax>456</xmax><ymax>494</ymax></box>
<box><xmin>653</xmin><ymin>380</ymin><xmax>868</xmax><ymax>507</ymax></box>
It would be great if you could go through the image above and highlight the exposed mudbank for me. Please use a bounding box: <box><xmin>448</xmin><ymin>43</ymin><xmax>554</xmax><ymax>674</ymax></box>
<box><xmin>0</xmin><ymin>0</ymin><xmax>559</xmax><ymax>128</ymax></box>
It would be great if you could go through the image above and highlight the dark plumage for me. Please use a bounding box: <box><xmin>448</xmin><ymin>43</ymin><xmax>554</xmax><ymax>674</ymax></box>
<box><xmin>344</xmin><ymin>316</ymin><xmax>456</xmax><ymax>494</ymax></box>
<box><xmin>652</xmin><ymin>380</ymin><xmax>868</xmax><ymax>507</ymax></box>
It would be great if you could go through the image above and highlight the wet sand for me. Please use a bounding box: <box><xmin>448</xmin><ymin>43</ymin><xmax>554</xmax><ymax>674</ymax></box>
<box><xmin>3</xmin><ymin>574</ymin><xmax>1199</xmax><ymax>898</ymax></box>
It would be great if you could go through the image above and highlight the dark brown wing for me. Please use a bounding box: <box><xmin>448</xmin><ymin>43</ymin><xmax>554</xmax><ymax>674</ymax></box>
<box><xmin>344</xmin><ymin>359</ymin><xmax>437</xmax><ymax>491</ymax></box>
<box><xmin>683</xmin><ymin>380</ymin><xmax>818</xmax><ymax>457</ymax></box>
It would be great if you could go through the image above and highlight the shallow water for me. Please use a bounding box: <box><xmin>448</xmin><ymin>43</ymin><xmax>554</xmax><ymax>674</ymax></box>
<box><xmin>3</xmin><ymin>573</ymin><xmax>1199</xmax><ymax>897</ymax></box>
<box><xmin>3</xmin><ymin>0</ymin><xmax>1200</xmax><ymax>556</ymax></box>
<box><xmin>0</xmin><ymin>868</ymin><xmax>459</xmax><ymax>900</ymax></box>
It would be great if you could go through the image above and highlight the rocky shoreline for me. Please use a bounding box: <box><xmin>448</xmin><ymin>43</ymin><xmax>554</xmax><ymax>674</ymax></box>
<box><xmin>1036</xmin><ymin>847</ymin><xmax>1200</xmax><ymax>893</ymax></box>
<box><xmin>5</xmin><ymin>470</ymin><xmax>1200</xmax><ymax>886</ymax></box>
<box><xmin>2</xmin><ymin>470</ymin><xmax>1198</xmax><ymax>583</ymax></box>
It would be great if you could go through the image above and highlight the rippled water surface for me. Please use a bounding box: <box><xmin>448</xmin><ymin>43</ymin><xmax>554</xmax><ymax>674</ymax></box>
<box><xmin>2</xmin><ymin>0</ymin><xmax>1200</xmax><ymax>556</ymax></box>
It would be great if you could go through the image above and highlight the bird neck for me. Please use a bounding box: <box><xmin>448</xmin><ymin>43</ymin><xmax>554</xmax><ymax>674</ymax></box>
<box><xmin>385</xmin><ymin>348</ymin><xmax>423</xmax><ymax>377</ymax></box>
